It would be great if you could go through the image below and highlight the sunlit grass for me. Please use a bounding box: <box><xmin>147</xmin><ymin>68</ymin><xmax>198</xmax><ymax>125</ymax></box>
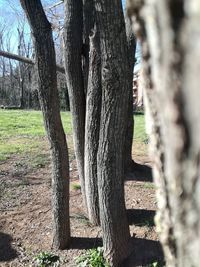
<box><xmin>0</xmin><ymin>109</ymin><xmax>147</xmax><ymax>162</ymax></box>
<box><xmin>0</xmin><ymin>109</ymin><xmax>72</xmax><ymax>138</ymax></box>
<box><xmin>0</xmin><ymin>109</ymin><xmax>72</xmax><ymax>162</ymax></box>
<box><xmin>134</xmin><ymin>113</ymin><xmax>147</xmax><ymax>142</ymax></box>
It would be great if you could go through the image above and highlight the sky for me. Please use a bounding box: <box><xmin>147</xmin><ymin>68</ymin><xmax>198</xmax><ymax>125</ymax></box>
<box><xmin>0</xmin><ymin>0</ymin><xmax>140</xmax><ymax>69</ymax></box>
<box><xmin>0</xmin><ymin>0</ymin><xmax>126</xmax><ymax>35</ymax></box>
<box><xmin>0</xmin><ymin>0</ymin><xmax>57</xmax><ymax>52</ymax></box>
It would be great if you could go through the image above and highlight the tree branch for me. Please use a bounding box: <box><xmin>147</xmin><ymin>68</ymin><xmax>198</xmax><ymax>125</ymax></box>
<box><xmin>47</xmin><ymin>1</ymin><xmax>63</xmax><ymax>9</ymax></box>
<box><xmin>0</xmin><ymin>50</ymin><xmax>65</xmax><ymax>74</ymax></box>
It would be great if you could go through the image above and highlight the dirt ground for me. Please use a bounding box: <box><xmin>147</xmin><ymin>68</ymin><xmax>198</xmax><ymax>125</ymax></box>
<box><xmin>0</xmin><ymin>151</ymin><xmax>163</xmax><ymax>267</ymax></box>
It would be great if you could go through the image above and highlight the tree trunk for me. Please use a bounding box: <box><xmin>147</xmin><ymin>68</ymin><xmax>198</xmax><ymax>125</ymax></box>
<box><xmin>124</xmin><ymin>11</ymin><xmax>136</xmax><ymax>172</ymax></box>
<box><xmin>82</xmin><ymin>0</ymin><xmax>93</xmax><ymax>94</ymax></box>
<box><xmin>20</xmin><ymin>0</ymin><xmax>70</xmax><ymax>249</ymax></box>
<box><xmin>17</xmin><ymin>28</ymin><xmax>25</xmax><ymax>109</ymax></box>
<box><xmin>2</xmin><ymin>57</ymin><xmax>6</xmax><ymax>102</ymax></box>
<box><xmin>27</xmin><ymin>67</ymin><xmax>32</xmax><ymax>109</ymax></box>
<box><xmin>63</xmin><ymin>0</ymin><xmax>86</xmax><ymax>202</ymax></box>
<box><xmin>84</xmin><ymin>24</ymin><xmax>101</xmax><ymax>225</ymax></box>
<box><xmin>9</xmin><ymin>59</ymin><xmax>14</xmax><ymax>103</ymax></box>
<box><xmin>127</xmin><ymin>0</ymin><xmax>200</xmax><ymax>266</ymax></box>
<box><xmin>18</xmin><ymin>67</ymin><xmax>24</xmax><ymax>109</ymax></box>
<box><xmin>95</xmin><ymin>1</ymin><xmax>131</xmax><ymax>266</ymax></box>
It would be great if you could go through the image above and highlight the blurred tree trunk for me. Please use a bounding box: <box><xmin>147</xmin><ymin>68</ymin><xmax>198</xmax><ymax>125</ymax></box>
<box><xmin>63</xmin><ymin>0</ymin><xmax>86</xmax><ymax>202</ymax></box>
<box><xmin>20</xmin><ymin>0</ymin><xmax>70</xmax><ymax>249</ymax></box>
<box><xmin>127</xmin><ymin>0</ymin><xmax>200</xmax><ymax>266</ymax></box>
<box><xmin>95</xmin><ymin>0</ymin><xmax>131</xmax><ymax>266</ymax></box>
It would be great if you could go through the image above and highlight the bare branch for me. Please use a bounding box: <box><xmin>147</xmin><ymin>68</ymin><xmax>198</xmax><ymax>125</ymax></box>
<box><xmin>48</xmin><ymin>1</ymin><xmax>63</xmax><ymax>10</ymax></box>
<box><xmin>0</xmin><ymin>49</ymin><xmax>34</xmax><ymax>65</ymax></box>
<box><xmin>0</xmin><ymin>50</ymin><xmax>65</xmax><ymax>73</ymax></box>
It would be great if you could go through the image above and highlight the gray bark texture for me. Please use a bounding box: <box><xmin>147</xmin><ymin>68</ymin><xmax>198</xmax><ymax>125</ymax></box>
<box><xmin>127</xmin><ymin>0</ymin><xmax>200</xmax><ymax>266</ymax></box>
<box><xmin>63</xmin><ymin>0</ymin><xmax>86</xmax><ymax>201</ymax></box>
<box><xmin>95</xmin><ymin>0</ymin><xmax>131</xmax><ymax>266</ymax></box>
<box><xmin>20</xmin><ymin>0</ymin><xmax>70</xmax><ymax>249</ymax></box>
<box><xmin>84</xmin><ymin>23</ymin><xmax>101</xmax><ymax>226</ymax></box>
<box><xmin>83</xmin><ymin>0</ymin><xmax>94</xmax><ymax>93</ymax></box>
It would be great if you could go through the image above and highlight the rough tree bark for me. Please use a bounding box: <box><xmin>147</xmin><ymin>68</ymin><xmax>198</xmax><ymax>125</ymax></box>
<box><xmin>20</xmin><ymin>0</ymin><xmax>70</xmax><ymax>249</ymax></box>
<box><xmin>95</xmin><ymin>0</ymin><xmax>131</xmax><ymax>266</ymax></box>
<box><xmin>63</xmin><ymin>0</ymin><xmax>86</xmax><ymax>201</ymax></box>
<box><xmin>127</xmin><ymin>0</ymin><xmax>200</xmax><ymax>266</ymax></box>
<box><xmin>82</xmin><ymin>0</ymin><xmax>93</xmax><ymax>93</ymax></box>
<box><xmin>84</xmin><ymin>22</ymin><xmax>101</xmax><ymax>225</ymax></box>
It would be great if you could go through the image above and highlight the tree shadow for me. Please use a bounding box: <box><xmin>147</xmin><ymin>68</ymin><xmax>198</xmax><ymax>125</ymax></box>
<box><xmin>126</xmin><ymin>162</ymin><xmax>153</xmax><ymax>182</ymax></box>
<box><xmin>122</xmin><ymin>237</ymin><xmax>164</xmax><ymax>267</ymax></box>
<box><xmin>134</xmin><ymin>111</ymin><xmax>144</xmax><ymax>116</ymax></box>
<box><xmin>70</xmin><ymin>236</ymin><xmax>102</xmax><ymax>250</ymax></box>
<box><xmin>127</xmin><ymin>209</ymin><xmax>156</xmax><ymax>226</ymax></box>
<box><xmin>0</xmin><ymin>232</ymin><xmax>18</xmax><ymax>262</ymax></box>
<box><xmin>70</xmin><ymin>236</ymin><xmax>164</xmax><ymax>267</ymax></box>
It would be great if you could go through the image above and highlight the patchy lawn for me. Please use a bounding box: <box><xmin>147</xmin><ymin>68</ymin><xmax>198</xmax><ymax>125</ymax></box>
<box><xmin>0</xmin><ymin>110</ymin><xmax>163</xmax><ymax>267</ymax></box>
<box><xmin>0</xmin><ymin>110</ymin><xmax>72</xmax><ymax>161</ymax></box>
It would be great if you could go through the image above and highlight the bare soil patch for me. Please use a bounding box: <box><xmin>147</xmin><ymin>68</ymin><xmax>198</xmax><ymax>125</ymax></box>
<box><xmin>0</xmin><ymin>152</ymin><xmax>163</xmax><ymax>267</ymax></box>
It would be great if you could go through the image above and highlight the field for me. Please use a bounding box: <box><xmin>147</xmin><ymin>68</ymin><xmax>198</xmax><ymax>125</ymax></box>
<box><xmin>0</xmin><ymin>110</ymin><xmax>163</xmax><ymax>267</ymax></box>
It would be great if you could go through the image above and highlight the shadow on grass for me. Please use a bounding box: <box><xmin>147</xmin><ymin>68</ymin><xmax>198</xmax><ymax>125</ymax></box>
<box><xmin>126</xmin><ymin>162</ymin><xmax>153</xmax><ymax>182</ymax></box>
<box><xmin>0</xmin><ymin>232</ymin><xmax>18</xmax><ymax>262</ymax></box>
<box><xmin>122</xmin><ymin>237</ymin><xmax>164</xmax><ymax>267</ymax></box>
<box><xmin>127</xmin><ymin>209</ymin><xmax>156</xmax><ymax>227</ymax></box>
<box><xmin>134</xmin><ymin>111</ymin><xmax>145</xmax><ymax>116</ymax></box>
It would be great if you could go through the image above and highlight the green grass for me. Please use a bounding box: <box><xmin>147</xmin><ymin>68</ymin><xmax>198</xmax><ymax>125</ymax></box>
<box><xmin>71</xmin><ymin>183</ymin><xmax>81</xmax><ymax>191</ymax></box>
<box><xmin>144</xmin><ymin>182</ymin><xmax>156</xmax><ymax>189</ymax></box>
<box><xmin>34</xmin><ymin>251</ymin><xmax>60</xmax><ymax>267</ymax></box>
<box><xmin>0</xmin><ymin>109</ymin><xmax>72</xmax><ymax>138</ymax></box>
<box><xmin>76</xmin><ymin>247</ymin><xmax>110</xmax><ymax>267</ymax></box>
<box><xmin>0</xmin><ymin>109</ymin><xmax>146</xmax><ymax>162</ymax></box>
<box><xmin>134</xmin><ymin>113</ymin><xmax>147</xmax><ymax>142</ymax></box>
<box><xmin>0</xmin><ymin>110</ymin><xmax>72</xmax><ymax>162</ymax></box>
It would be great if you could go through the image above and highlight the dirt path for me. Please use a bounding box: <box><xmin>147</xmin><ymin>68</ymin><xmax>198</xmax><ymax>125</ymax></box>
<box><xmin>0</xmin><ymin>154</ymin><xmax>163</xmax><ymax>267</ymax></box>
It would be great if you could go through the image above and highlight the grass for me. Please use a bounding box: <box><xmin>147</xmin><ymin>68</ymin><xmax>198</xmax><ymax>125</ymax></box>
<box><xmin>71</xmin><ymin>183</ymin><xmax>81</xmax><ymax>191</ymax></box>
<box><xmin>0</xmin><ymin>109</ymin><xmax>72</xmax><ymax>138</ymax></box>
<box><xmin>0</xmin><ymin>109</ymin><xmax>146</xmax><ymax>163</ymax></box>
<box><xmin>134</xmin><ymin>113</ymin><xmax>146</xmax><ymax>142</ymax></box>
<box><xmin>34</xmin><ymin>251</ymin><xmax>60</xmax><ymax>267</ymax></box>
<box><xmin>76</xmin><ymin>247</ymin><xmax>110</xmax><ymax>267</ymax></box>
<box><xmin>0</xmin><ymin>110</ymin><xmax>72</xmax><ymax>162</ymax></box>
<box><xmin>144</xmin><ymin>182</ymin><xmax>156</xmax><ymax>189</ymax></box>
